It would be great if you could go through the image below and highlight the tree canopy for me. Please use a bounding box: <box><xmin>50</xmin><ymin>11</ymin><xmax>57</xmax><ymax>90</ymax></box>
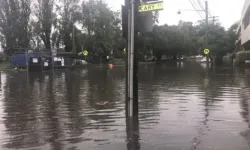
<box><xmin>0</xmin><ymin>0</ymin><xmax>238</xmax><ymax>62</ymax></box>
<box><xmin>136</xmin><ymin>21</ymin><xmax>239</xmax><ymax>61</ymax></box>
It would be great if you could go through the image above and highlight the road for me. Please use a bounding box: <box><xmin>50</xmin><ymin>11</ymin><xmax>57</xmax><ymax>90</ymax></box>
<box><xmin>0</xmin><ymin>62</ymin><xmax>249</xmax><ymax>150</ymax></box>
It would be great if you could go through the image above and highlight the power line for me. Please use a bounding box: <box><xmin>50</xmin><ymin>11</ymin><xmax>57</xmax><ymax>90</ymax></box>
<box><xmin>193</xmin><ymin>0</ymin><xmax>208</xmax><ymax>18</ymax></box>
<box><xmin>196</xmin><ymin>0</ymin><xmax>213</xmax><ymax>18</ymax></box>
<box><xmin>197</xmin><ymin>0</ymin><xmax>204</xmax><ymax>10</ymax></box>
<box><xmin>192</xmin><ymin>0</ymin><xmax>205</xmax><ymax>18</ymax></box>
<box><xmin>191</xmin><ymin>0</ymin><xmax>203</xmax><ymax>16</ymax></box>
<box><xmin>188</xmin><ymin>0</ymin><xmax>204</xmax><ymax>19</ymax></box>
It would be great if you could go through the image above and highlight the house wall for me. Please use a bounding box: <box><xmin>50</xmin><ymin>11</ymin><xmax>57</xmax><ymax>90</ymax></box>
<box><xmin>241</xmin><ymin>0</ymin><xmax>250</xmax><ymax>46</ymax></box>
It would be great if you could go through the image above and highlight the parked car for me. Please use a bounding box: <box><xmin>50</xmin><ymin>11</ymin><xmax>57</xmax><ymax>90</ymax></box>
<box><xmin>73</xmin><ymin>59</ymin><xmax>88</xmax><ymax>65</ymax></box>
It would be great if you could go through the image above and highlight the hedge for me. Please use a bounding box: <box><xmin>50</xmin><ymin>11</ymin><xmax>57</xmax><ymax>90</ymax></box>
<box><xmin>235</xmin><ymin>50</ymin><xmax>250</xmax><ymax>64</ymax></box>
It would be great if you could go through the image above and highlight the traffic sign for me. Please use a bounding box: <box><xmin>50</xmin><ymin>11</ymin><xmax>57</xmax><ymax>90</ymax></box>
<box><xmin>83</xmin><ymin>50</ymin><xmax>88</xmax><ymax>56</ymax></box>
<box><xmin>204</xmin><ymin>49</ymin><xmax>210</xmax><ymax>55</ymax></box>
<box><xmin>138</xmin><ymin>1</ymin><xmax>164</xmax><ymax>12</ymax></box>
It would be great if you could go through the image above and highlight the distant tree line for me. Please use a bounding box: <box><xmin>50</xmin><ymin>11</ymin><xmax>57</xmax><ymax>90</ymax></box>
<box><xmin>137</xmin><ymin>21</ymin><xmax>238</xmax><ymax>61</ymax></box>
<box><xmin>0</xmin><ymin>0</ymin><xmax>238</xmax><ymax>62</ymax></box>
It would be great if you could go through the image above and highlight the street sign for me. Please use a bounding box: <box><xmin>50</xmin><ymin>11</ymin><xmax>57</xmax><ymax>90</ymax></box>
<box><xmin>138</xmin><ymin>1</ymin><xmax>164</xmax><ymax>12</ymax></box>
<box><xmin>83</xmin><ymin>50</ymin><xmax>88</xmax><ymax>56</ymax></box>
<box><xmin>204</xmin><ymin>49</ymin><xmax>210</xmax><ymax>55</ymax></box>
<box><xmin>138</xmin><ymin>11</ymin><xmax>153</xmax><ymax>33</ymax></box>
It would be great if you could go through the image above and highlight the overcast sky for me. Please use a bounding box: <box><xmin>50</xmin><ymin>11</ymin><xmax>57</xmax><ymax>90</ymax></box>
<box><xmin>106</xmin><ymin>0</ymin><xmax>245</xmax><ymax>29</ymax></box>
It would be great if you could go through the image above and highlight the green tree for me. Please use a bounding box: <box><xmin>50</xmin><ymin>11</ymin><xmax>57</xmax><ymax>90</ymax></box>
<box><xmin>34</xmin><ymin>0</ymin><xmax>55</xmax><ymax>50</ymax></box>
<box><xmin>141</xmin><ymin>21</ymin><xmax>237</xmax><ymax>61</ymax></box>
<box><xmin>57</xmin><ymin>0</ymin><xmax>81</xmax><ymax>52</ymax></box>
<box><xmin>0</xmin><ymin>0</ymin><xmax>31</xmax><ymax>52</ymax></box>
<box><xmin>81</xmin><ymin>0</ymin><xmax>124</xmax><ymax>62</ymax></box>
<box><xmin>227</xmin><ymin>22</ymin><xmax>239</xmax><ymax>52</ymax></box>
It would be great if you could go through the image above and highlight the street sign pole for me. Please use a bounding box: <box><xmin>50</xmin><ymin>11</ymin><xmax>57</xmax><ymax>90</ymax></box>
<box><xmin>83</xmin><ymin>50</ymin><xmax>88</xmax><ymax>69</ymax></box>
<box><xmin>133</xmin><ymin>0</ymin><xmax>139</xmax><ymax>117</ymax></box>
<box><xmin>127</xmin><ymin>3</ymin><xmax>131</xmax><ymax>118</ymax></box>
<box><xmin>204</xmin><ymin>49</ymin><xmax>210</xmax><ymax>64</ymax></box>
<box><xmin>85</xmin><ymin>56</ymin><xmax>87</xmax><ymax>69</ymax></box>
<box><xmin>205</xmin><ymin>1</ymin><xmax>209</xmax><ymax>64</ymax></box>
<box><xmin>128</xmin><ymin>0</ymin><xmax>135</xmax><ymax>117</ymax></box>
<box><xmin>123</xmin><ymin>0</ymin><xmax>163</xmax><ymax>117</ymax></box>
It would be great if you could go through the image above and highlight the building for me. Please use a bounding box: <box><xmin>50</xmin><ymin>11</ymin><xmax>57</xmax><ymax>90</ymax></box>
<box><xmin>237</xmin><ymin>0</ymin><xmax>250</xmax><ymax>50</ymax></box>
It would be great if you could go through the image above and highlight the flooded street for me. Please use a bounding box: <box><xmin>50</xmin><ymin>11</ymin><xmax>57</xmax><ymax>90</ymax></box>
<box><xmin>0</xmin><ymin>62</ymin><xmax>249</xmax><ymax>150</ymax></box>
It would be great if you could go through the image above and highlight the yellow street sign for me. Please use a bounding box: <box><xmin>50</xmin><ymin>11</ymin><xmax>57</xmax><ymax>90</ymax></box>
<box><xmin>138</xmin><ymin>1</ymin><xmax>164</xmax><ymax>12</ymax></box>
<box><xmin>83</xmin><ymin>50</ymin><xmax>88</xmax><ymax>56</ymax></box>
<box><xmin>204</xmin><ymin>49</ymin><xmax>210</xmax><ymax>55</ymax></box>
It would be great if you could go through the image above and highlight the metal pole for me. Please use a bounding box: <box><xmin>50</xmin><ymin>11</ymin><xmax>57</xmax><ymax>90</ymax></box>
<box><xmin>72</xmin><ymin>26</ymin><xmax>76</xmax><ymax>54</ymax></box>
<box><xmin>26</xmin><ymin>49</ymin><xmax>29</xmax><ymax>91</ymax></box>
<box><xmin>26</xmin><ymin>49</ymin><xmax>29</xmax><ymax>72</ymax></box>
<box><xmin>128</xmin><ymin>9</ymin><xmax>131</xmax><ymax>87</ymax></box>
<box><xmin>126</xmin><ymin>0</ymin><xmax>131</xmax><ymax>117</ymax></box>
<box><xmin>124</xmin><ymin>1</ymin><xmax>130</xmax><ymax>117</ymax></box>
<box><xmin>210</xmin><ymin>16</ymin><xmax>219</xmax><ymax>25</ymax></box>
<box><xmin>85</xmin><ymin>56</ymin><xmax>88</xmax><ymax>70</ymax></box>
<box><xmin>205</xmin><ymin>1</ymin><xmax>209</xmax><ymax>63</ymax></box>
<box><xmin>129</xmin><ymin>0</ymin><xmax>135</xmax><ymax>117</ymax></box>
<box><xmin>249</xmin><ymin>96</ymin><xmax>250</xmax><ymax>128</ymax></box>
<box><xmin>52</xmin><ymin>52</ymin><xmax>55</xmax><ymax>74</ymax></box>
<box><xmin>205</xmin><ymin>1</ymin><xmax>208</xmax><ymax>39</ymax></box>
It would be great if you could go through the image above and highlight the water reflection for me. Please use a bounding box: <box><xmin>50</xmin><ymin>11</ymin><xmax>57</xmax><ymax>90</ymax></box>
<box><xmin>0</xmin><ymin>63</ymin><xmax>249</xmax><ymax>149</ymax></box>
<box><xmin>126</xmin><ymin>116</ymin><xmax>140</xmax><ymax>150</ymax></box>
<box><xmin>235</xmin><ymin>67</ymin><xmax>250</xmax><ymax>146</ymax></box>
<box><xmin>200</xmin><ymin>63</ymin><xmax>212</xmax><ymax>69</ymax></box>
<box><xmin>3</xmin><ymin>72</ymin><xmax>39</xmax><ymax>149</ymax></box>
<box><xmin>177</xmin><ymin>61</ymin><xmax>185</xmax><ymax>68</ymax></box>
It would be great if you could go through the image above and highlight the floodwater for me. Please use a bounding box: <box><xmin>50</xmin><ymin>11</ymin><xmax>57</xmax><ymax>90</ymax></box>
<box><xmin>0</xmin><ymin>62</ymin><xmax>249</xmax><ymax>150</ymax></box>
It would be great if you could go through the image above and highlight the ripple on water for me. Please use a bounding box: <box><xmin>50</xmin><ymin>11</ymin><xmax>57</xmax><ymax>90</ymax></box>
<box><xmin>0</xmin><ymin>64</ymin><xmax>249</xmax><ymax>150</ymax></box>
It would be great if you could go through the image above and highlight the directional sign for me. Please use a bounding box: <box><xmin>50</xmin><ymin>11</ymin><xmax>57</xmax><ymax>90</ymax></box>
<box><xmin>204</xmin><ymin>49</ymin><xmax>210</xmax><ymax>55</ymax></box>
<box><xmin>138</xmin><ymin>1</ymin><xmax>164</xmax><ymax>12</ymax></box>
<box><xmin>83</xmin><ymin>50</ymin><xmax>88</xmax><ymax>56</ymax></box>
